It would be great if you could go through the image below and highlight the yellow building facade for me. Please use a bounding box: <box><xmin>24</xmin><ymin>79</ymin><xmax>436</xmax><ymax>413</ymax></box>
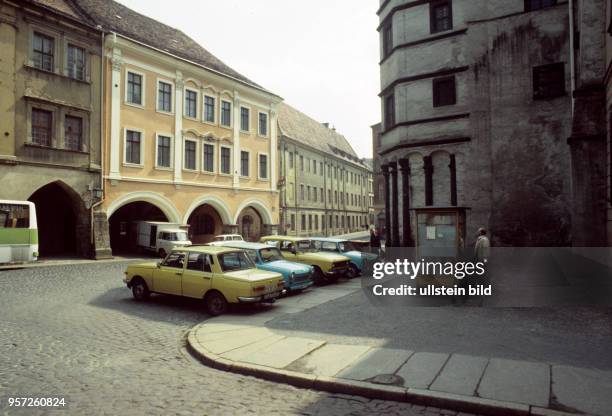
<box><xmin>98</xmin><ymin>31</ymin><xmax>281</xmax><ymax>252</ymax></box>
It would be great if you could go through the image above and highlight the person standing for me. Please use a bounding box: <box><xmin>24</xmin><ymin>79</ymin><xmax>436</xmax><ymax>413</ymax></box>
<box><xmin>474</xmin><ymin>228</ymin><xmax>490</xmax><ymax>261</ymax></box>
<box><xmin>370</xmin><ymin>227</ymin><xmax>381</xmax><ymax>257</ymax></box>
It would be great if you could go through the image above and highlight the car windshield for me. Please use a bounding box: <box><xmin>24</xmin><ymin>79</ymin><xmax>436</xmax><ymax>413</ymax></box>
<box><xmin>166</xmin><ymin>232</ymin><xmax>188</xmax><ymax>241</ymax></box>
<box><xmin>244</xmin><ymin>249</ymin><xmax>259</xmax><ymax>263</ymax></box>
<box><xmin>260</xmin><ymin>247</ymin><xmax>284</xmax><ymax>263</ymax></box>
<box><xmin>218</xmin><ymin>251</ymin><xmax>255</xmax><ymax>272</ymax></box>
<box><xmin>232</xmin><ymin>236</ymin><xmax>243</xmax><ymax>240</ymax></box>
<box><xmin>338</xmin><ymin>241</ymin><xmax>357</xmax><ymax>252</ymax></box>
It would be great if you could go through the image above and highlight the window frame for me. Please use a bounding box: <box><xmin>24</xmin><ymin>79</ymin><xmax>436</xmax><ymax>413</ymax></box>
<box><xmin>240</xmin><ymin>150</ymin><xmax>250</xmax><ymax>178</ymax></box>
<box><xmin>156</xmin><ymin>78</ymin><xmax>174</xmax><ymax>114</ymax></box>
<box><xmin>258</xmin><ymin>152</ymin><xmax>269</xmax><ymax>181</ymax></box>
<box><xmin>123</xmin><ymin>127</ymin><xmax>145</xmax><ymax>167</ymax></box>
<box><xmin>432</xmin><ymin>76</ymin><xmax>457</xmax><ymax>107</ymax></box>
<box><xmin>31</xmin><ymin>30</ymin><xmax>56</xmax><ymax>73</ymax></box>
<box><xmin>63</xmin><ymin>114</ymin><xmax>84</xmax><ymax>151</ymax></box>
<box><xmin>382</xmin><ymin>21</ymin><xmax>393</xmax><ymax>58</ymax></box>
<box><xmin>155</xmin><ymin>133</ymin><xmax>174</xmax><ymax>170</ymax></box>
<box><xmin>384</xmin><ymin>93</ymin><xmax>395</xmax><ymax>130</ymax></box>
<box><xmin>183</xmin><ymin>137</ymin><xmax>198</xmax><ymax>172</ymax></box>
<box><xmin>125</xmin><ymin>69</ymin><xmax>146</xmax><ymax>108</ymax></box>
<box><xmin>31</xmin><ymin>108</ymin><xmax>54</xmax><ymax>147</ymax></box>
<box><xmin>65</xmin><ymin>42</ymin><xmax>87</xmax><ymax>81</ymax></box>
<box><xmin>258</xmin><ymin>111</ymin><xmax>269</xmax><ymax>137</ymax></box>
<box><xmin>240</xmin><ymin>106</ymin><xmax>251</xmax><ymax>133</ymax></box>
<box><xmin>203</xmin><ymin>94</ymin><xmax>217</xmax><ymax>124</ymax></box>
<box><xmin>219</xmin><ymin>145</ymin><xmax>233</xmax><ymax>175</ymax></box>
<box><xmin>184</xmin><ymin>87</ymin><xmax>199</xmax><ymax>120</ymax></box>
<box><xmin>202</xmin><ymin>142</ymin><xmax>216</xmax><ymax>174</ymax></box>
<box><xmin>220</xmin><ymin>99</ymin><xmax>233</xmax><ymax>128</ymax></box>
<box><xmin>430</xmin><ymin>0</ymin><xmax>453</xmax><ymax>34</ymax></box>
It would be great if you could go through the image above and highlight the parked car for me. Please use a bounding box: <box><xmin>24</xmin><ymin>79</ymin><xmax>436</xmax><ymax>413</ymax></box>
<box><xmin>260</xmin><ymin>236</ymin><xmax>351</xmax><ymax>285</ymax></box>
<box><xmin>208</xmin><ymin>234</ymin><xmax>244</xmax><ymax>246</ymax></box>
<box><xmin>136</xmin><ymin>221</ymin><xmax>191</xmax><ymax>257</ymax></box>
<box><xmin>310</xmin><ymin>237</ymin><xmax>378</xmax><ymax>278</ymax></box>
<box><xmin>123</xmin><ymin>246</ymin><xmax>284</xmax><ymax>316</ymax></box>
<box><xmin>214</xmin><ymin>241</ymin><xmax>314</xmax><ymax>292</ymax></box>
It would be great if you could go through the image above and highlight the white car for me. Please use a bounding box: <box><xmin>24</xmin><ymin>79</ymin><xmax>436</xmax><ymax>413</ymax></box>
<box><xmin>208</xmin><ymin>234</ymin><xmax>244</xmax><ymax>246</ymax></box>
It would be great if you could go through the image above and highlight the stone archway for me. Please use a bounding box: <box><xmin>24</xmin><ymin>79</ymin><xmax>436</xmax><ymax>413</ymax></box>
<box><xmin>28</xmin><ymin>181</ymin><xmax>88</xmax><ymax>258</ymax></box>
<box><xmin>187</xmin><ymin>204</ymin><xmax>224</xmax><ymax>244</ymax></box>
<box><xmin>108</xmin><ymin>201</ymin><xmax>168</xmax><ymax>255</ymax></box>
<box><xmin>236</xmin><ymin>207</ymin><xmax>263</xmax><ymax>242</ymax></box>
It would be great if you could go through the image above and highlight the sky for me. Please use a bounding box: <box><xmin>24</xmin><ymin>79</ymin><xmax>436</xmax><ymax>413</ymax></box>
<box><xmin>116</xmin><ymin>0</ymin><xmax>381</xmax><ymax>159</ymax></box>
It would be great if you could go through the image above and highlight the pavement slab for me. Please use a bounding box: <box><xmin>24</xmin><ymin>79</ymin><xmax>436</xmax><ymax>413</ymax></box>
<box><xmin>397</xmin><ymin>352</ymin><xmax>450</xmax><ymax>389</ymax></box>
<box><xmin>551</xmin><ymin>364</ymin><xmax>612</xmax><ymax>416</ymax></box>
<box><xmin>200</xmin><ymin>327</ymin><xmax>277</xmax><ymax>355</ymax></box>
<box><xmin>337</xmin><ymin>347</ymin><xmax>414</xmax><ymax>381</ymax></box>
<box><xmin>430</xmin><ymin>354</ymin><xmax>489</xmax><ymax>396</ymax></box>
<box><xmin>287</xmin><ymin>343</ymin><xmax>372</xmax><ymax>376</ymax></box>
<box><xmin>240</xmin><ymin>336</ymin><xmax>326</xmax><ymax>368</ymax></box>
<box><xmin>477</xmin><ymin>358</ymin><xmax>550</xmax><ymax>407</ymax></box>
<box><xmin>221</xmin><ymin>334</ymin><xmax>286</xmax><ymax>361</ymax></box>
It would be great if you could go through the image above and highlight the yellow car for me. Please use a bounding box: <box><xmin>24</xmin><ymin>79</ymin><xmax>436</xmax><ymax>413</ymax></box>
<box><xmin>123</xmin><ymin>246</ymin><xmax>284</xmax><ymax>316</ymax></box>
<box><xmin>260</xmin><ymin>236</ymin><xmax>351</xmax><ymax>284</ymax></box>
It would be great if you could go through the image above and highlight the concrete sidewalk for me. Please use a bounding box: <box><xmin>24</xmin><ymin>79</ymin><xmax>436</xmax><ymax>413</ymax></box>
<box><xmin>187</xmin><ymin>280</ymin><xmax>612</xmax><ymax>416</ymax></box>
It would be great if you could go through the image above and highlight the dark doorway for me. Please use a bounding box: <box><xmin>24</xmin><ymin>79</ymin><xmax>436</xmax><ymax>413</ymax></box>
<box><xmin>28</xmin><ymin>182</ymin><xmax>82</xmax><ymax>257</ymax></box>
<box><xmin>108</xmin><ymin>202</ymin><xmax>167</xmax><ymax>255</ymax></box>
<box><xmin>187</xmin><ymin>204</ymin><xmax>223</xmax><ymax>244</ymax></box>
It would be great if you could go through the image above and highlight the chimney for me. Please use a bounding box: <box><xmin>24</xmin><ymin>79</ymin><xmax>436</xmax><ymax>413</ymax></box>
<box><xmin>322</xmin><ymin>122</ymin><xmax>329</xmax><ymax>128</ymax></box>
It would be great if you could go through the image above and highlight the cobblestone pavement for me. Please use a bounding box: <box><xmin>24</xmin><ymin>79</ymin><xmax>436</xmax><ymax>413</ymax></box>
<box><xmin>0</xmin><ymin>262</ymin><xmax>479</xmax><ymax>416</ymax></box>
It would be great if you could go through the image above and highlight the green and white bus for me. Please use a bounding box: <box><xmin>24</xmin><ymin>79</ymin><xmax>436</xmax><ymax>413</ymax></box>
<box><xmin>0</xmin><ymin>200</ymin><xmax>38</xmax><ymax>263</ymax></box>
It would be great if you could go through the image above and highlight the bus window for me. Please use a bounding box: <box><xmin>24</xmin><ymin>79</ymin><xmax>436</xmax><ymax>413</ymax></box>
<box><xmin>0</xmin><ymin>203</ymin><xmax>29</xmax><ymax>228</ymax></box>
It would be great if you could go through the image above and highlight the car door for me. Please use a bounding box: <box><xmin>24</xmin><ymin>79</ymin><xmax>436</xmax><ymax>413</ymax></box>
<box><xmin>182</xmin><ymin>252</ymin><xmax>213</xmax><ymax>298</ymax></box>
<box><xmin>153</xmin><ymin>251</ymin><xmax>185</xmax><ymax>295</ymax></box>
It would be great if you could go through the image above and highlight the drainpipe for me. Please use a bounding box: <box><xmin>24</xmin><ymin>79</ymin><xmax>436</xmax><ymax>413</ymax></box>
<box><xmin>90</xmin><ymin>30</ymin><xmax>106</xmax><ymax>256</ymax></box>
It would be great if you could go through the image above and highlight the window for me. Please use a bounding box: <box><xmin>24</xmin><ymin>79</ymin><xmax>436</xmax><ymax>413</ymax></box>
<box><xmin>320</xmin><ymin>162</ymin><xmax>323</xmax><ymax>175</ymax></box>
<box><xmin>289</xmin><ymin>152</ymin><xmax>294</xmax><ymax>169</ymax></box>
<box><xmin>203</xmin><ymin>143</ymin><xmax>215</xmax><ymax>172</ymax></box>
<box><xmin>382</xmin><ymin>22</ymin><xmax>393</xmax><ymax>58</ymax></box>
<box><xmin>533</xmin><ymin>63</ymin><xmax>565</xmax><ymax>99</ymax></box>
<box><xmin>221</xmin><ymin>101</ymin><xmax>232</xmax><ymax>127</ymax></box>
<box><xmin>329</xmin><ymin>215</ymin><xmax>333</xmax><ymax>228</ymax></box>
<box><xmin>184</xmin><ymin>140</ymin><xmax>196</xmax><ymax>170</ymax></box>
<box><xmin>187</xmin><ymin>253</ymin><xmax>211</xmax><ymax>273</ymax></box>
<box><xmin>430</xmin><ymin>1</ymin><xmax>453</xmax><ymax>34</ymax></box>
<box><xmin>32</xmin><ymin>32</ymin><xmax>54</xmax><ymax>72</ymax></box>
<box><xmin>525</xmin><ymin>0</ymin><xmax>557</xmax><ymax>12</ymax></box>
<box><xmin>185</xmin><ymin>90</ymin><xmax>197</xmax><ymax>118</ymax></box>
<box><xmin>307</xmin><ymin>186</ymin><xmax>311</xmax><ymax>201</ymax></box>
<box><xmin>157</xmin><ymin>135</ymin><xmax>171</xmax><ymax>168</ymax></box>
<box><xmin>158</xmin><ymin>81</ymin><xmax>172</xmax><ymax>112</ymax></box>
<box><xmin>31</xmin><ymin>109</ymin><xmax>52</xmax><ymax>146</ymax></box>
<box><xmin>384</xmin><ymin>94</ymin><xmax>395</xmax><ymax>129</ymax></box>
<box><xmin>241</xmin><ymin>151</ymin><xmax>249</xmax><ymax>176</ymax></box>
<box><xmin>162</xmin><ymin>252</ymin><xmax>185</xmax><ymax>269</ymax></box>
<box><xmin>290</xmin><ymin>214</ymin><xmax>295</xmax><ymax>230</ymax></box>
<box><xmin>127</xmin><ymin>72</ymin><xmax>143</xmax><ymax>105</ymax></box>
<box><xmin>301</xmin><ymin>215</ymin><xmax>306</xmax><ymax>230</ymax></box>
<box><xmin>313</xmin><ymin>160</ymin><xmax>317</xmax><ymax>174</ymax></box>
<box><xmin>125</xmin><ymin>130</ymin><xmax>142</xmax><ymax>164</ymax></box>
<box><xmin>204</xmin><ymin>96</ymin><xmax>215</xmax><ymax>123</ymax></box>
<box><xmin>314</xmin><ymin>188</ymin><xmax>318</xmax><ymax>202</ymax></box>
<box><xmin>67</xmin><ymin>44</ymin><xmax>85</xmax><ymax>80</ymax></box>
<box><xmin>300</xmin><ymin>155</ymin><xmax>304</xmax><ymax>171</ymax></box>
<box><xmin>433</xmin><ymin>76</ymin><xmax>456</xmax><ymax>107</ymax></box>
<box><xmin>258</xmin><ymin>112</ymin><xmax>268</xmax><ymax>136</ymax></box>
<box><xmin>240</xmin><ymin>107</ymin><xmax>250</xmax><ymax>131</ymax></box>
<box><xmin>259</xmin><ymin>154</ymin><xmax>268</xmax><ymax>179</ymax></box>
<box><xmin>308</xmin><ymin>215</ymin><xmax>312</xmax><ymax>230</ymax></box>
<box><xmin>220</xmin><ymin>147</ymin><xmax>231</xmax><ymax>174</ymax></box>
<box><xmin>300</xmin><ymin>184</ymin><xmax>305</xmax><ymax>200</ymax></box>
<box><xmin>64</xmin><ymin>115</ymin><xmax>82</xmax><ymax>151</ymax></box>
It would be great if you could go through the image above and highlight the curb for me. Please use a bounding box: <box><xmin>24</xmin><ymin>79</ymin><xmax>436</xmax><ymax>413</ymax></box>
<box><xmin>186</xmin><ymin>323</ymin><xmax>580</xmax><ymax>416</ymax></box>
<box><xmin>0</xmin><ymin>257</ymin><xmax>148</xmax><ymax>271</ymax></box>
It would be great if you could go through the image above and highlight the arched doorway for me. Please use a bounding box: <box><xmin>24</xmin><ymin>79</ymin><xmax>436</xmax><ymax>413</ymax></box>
<box><xmin>108</xmin><ymin>202</ymin><xmax>167</xmax><ymax>254</ymax></box>
<box><xmin>187</xmin><ymin>204</ymin><xmax>224</xmax><ymax>244</ymax></box>
<box><xmin>28</xmin><ymin>181</ymin><xmax>87</xmax><ymax>258</ymax></box>
<box><xmin>237</xmin><ymin>207</ymin><xmax>263</xmax><ymax>242</ymax></box>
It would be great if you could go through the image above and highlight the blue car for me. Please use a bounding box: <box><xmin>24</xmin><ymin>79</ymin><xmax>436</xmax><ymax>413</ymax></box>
<box><xmin>214</xmin><ymin>241</ymin><xmax>314</xmax><ymax>292</ymax></box>
<box><xmin>310</xmin><ymin>237</ymin><xmax>378</xmax><ymax>278</ymax></box>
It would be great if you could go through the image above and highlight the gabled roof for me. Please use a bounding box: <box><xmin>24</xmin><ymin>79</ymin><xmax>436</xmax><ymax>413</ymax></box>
<box><xmin>28</xmin><ymin>0</ymin><xmax>97</xmax><ymax>26</ymax></box>
<box><xmin>74</xmin><ymin>0</ymin><xmax>266</xmax><ymax>90</ymax></box>
<box><xmin>277</xmin><ymin>103</ymin><xmax>367</xmax><ymax>168</ymax></box>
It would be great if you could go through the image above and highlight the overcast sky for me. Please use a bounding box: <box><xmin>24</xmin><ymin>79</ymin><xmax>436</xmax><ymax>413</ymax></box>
<box><xmin>116</xmin><ymin>0</ymin><xmax>381</xmax><ymax>159</ymax></box>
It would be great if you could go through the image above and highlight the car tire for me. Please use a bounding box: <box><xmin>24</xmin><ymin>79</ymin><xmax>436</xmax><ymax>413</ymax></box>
<box><xmin>132</xmin><ymin>278</ymin><xmax>150</xmax><ymax>301</ymax></box>
<box><xmin>312</xmin><ymin>267</ymin><xmax>325</xmax><ymax>286</ymax></box>
<box><xmin>205</xmin><ymin>291</ymin><xmax>228</xmax><ymax>316</ymax></box>
<box><xmin>158</xmin><ymin>248</ymin><xmax>167</xmax><ymax>258</ymax></box>
<box><xmin>347</xmin><ymin>265</ymin><xmax>359</xmax><ymax>279</ymax></box>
